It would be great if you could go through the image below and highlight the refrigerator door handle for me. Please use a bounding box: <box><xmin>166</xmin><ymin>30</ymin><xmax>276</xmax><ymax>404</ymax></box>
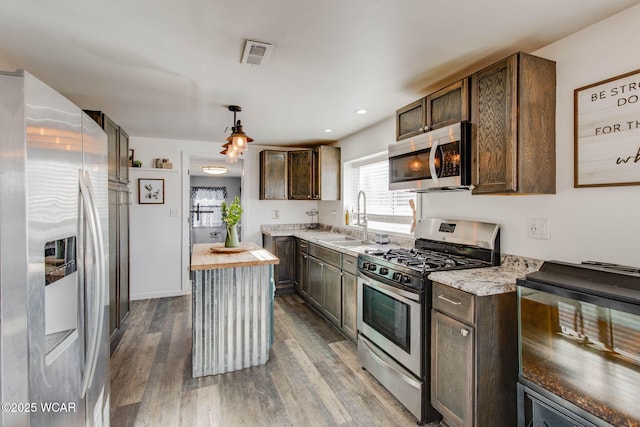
<box><xmin>79</xmin><ymin>170</ymin><xmax>107</xmax><ymax>398</ymax></box>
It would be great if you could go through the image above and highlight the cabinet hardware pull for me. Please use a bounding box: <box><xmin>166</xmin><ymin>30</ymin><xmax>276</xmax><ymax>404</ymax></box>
<box><xmin>344</xmin><ymin>260</ymin><xmax>353</xmax><ymax>264</ymax></box>
<box><xmin>438</xmin><ymin>294</ymin><xmax>462</xmax><ymax>305</ymax></box>
<box><xmin>461</xmin><ymin>329</ymin><xmax>469</xmax><ymax>337</ymax></box>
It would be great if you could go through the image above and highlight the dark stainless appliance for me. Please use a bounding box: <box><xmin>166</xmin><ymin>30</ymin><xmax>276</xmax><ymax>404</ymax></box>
<box><xmin>388</xmin><ymin>121</ymin><xmax>471</xmax><ymax>192</ymax></box>
<box><xmin>517</xmin><ymin>261</ymin><xmax>640</xmax><ymax>427</ymax></box>
<box><xmin>357</xmin><ymin>218</ymin><xmax>500</xmax><ymax>424</ymax></box>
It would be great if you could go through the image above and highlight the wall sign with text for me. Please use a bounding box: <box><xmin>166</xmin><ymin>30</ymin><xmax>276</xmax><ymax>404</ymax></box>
<box><xmin>574</xmin><ymin>68</ymin><xmax>640</xmax><ymax>187</ymax></box>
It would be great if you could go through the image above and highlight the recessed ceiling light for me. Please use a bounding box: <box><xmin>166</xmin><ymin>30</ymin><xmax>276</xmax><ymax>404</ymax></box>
<box><xmin>323</xmin><ymin>128</ymin><xmax>333</xmax><ymax>133</ymax></box>
<box><xmin>356</xmin><ymin>109</ymin><xmax>368</xmax><ymax>115</ymax></box>
<box><xmin>202</xmin><ymin>166</ymin><xmax>228</xmax><ymax>175</ymax></box>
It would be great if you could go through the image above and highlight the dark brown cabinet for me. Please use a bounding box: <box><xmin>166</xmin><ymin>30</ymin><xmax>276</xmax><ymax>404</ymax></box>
<box><xmin>426</xmin><ymin>78</ymin><xmax>469</xmax><ymax>131</ymax></box>
<box><xmin>306</xmin><ymin>243</ymin><xmax>343</xmax><ymax>328</ymax></box>
<box><xmin>295</xmin><ymin>239</ymin><xmax>309</xmax><ymax>297</ymax></box>
<box><xmin>396</xmin><ymin>98</ymin><xmax>426</xmax><ymax>141</ymax></box>
<box><xmin>396</xmin><ymin>78</ymin><xmax>469</xmax><ymax>141</ymax></box>
<box><xmin>431</xmin><ymin>283</ymin><xmax>518</xmax><ymax>427</ymax></box>
<box><xmin>288</xmin><ymin>146</ymin><xmax>341</xmax><ymax>200</ymax></box>
<box><xmin>259</xmin><ymin>150</ymin><xmax>288</xmax><ymax>200</ymax></box>
<box><xmin>262</xmin><ymin>234</ymin><xmax>295</xmax><ymax>295</ymax></box>
<box><xmin>86</xmin><ymin>110</ymin><xmax>130</xmax><ymax>347</ymax></box>
<box><xmin>470</xmin><ymin>52</ymin><xmax>556</xmax><ymax>195</ymax></box>
<box><xmin>341</xmin><ymin>253</ymin><xmax>357</xmax><ymax>343</ymax></box>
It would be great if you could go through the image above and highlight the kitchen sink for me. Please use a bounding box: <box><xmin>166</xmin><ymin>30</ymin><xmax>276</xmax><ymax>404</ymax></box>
<box><xmin>319</xmin><ymin>235</ymin><xmax>360</xmax><ymax>242</ymax></box>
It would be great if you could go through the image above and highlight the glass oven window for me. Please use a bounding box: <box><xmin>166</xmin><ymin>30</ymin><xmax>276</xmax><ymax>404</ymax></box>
<box><xmin>518</xmin><ymin>287</ymin><xmax>640</xmax><ymax>425</ymax></box>
<box><xmin>363</xmin><ymin>284</ymin><xmax>411</xmax><ymax>353</ymax></box>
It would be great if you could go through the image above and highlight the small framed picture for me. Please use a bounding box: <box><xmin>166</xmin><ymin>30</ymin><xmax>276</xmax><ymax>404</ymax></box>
<box><xmin>128</xmin><ymin>149</ymin><xmax>135</xmax><ymax>167</ymax></box>
<box><xmin>138</xmin><ymin>178</ymin><xmax>165</xmax><ymax>204</ymax></box>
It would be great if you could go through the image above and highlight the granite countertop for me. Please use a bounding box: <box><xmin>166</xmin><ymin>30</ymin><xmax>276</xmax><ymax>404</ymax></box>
<box><xmin>262</xmin><ymin>224</ymin><xmax>544</xmax><ymax>296</ymax></box>
<box><xmin>191</xmin><ymin>242</ymin><xmax>279</xmax><ymax>271</ymax></box>
<box><xmin>428</xmin><ymin>255</ymin><xmax>544</xmax><ymax>296</ymax></box>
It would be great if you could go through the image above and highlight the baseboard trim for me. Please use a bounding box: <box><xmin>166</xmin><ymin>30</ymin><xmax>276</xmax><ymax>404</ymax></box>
<box><xmin>130</xmin><ymin>289</ymin><xmax>187</xmax><ymax>301</ymax></box>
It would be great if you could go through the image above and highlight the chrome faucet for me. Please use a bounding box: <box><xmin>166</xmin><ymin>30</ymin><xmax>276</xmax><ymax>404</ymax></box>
<box><xmin>356</xmin><ymin>190</ymin><xmax>368</xmax><ymax>241</ymax></box>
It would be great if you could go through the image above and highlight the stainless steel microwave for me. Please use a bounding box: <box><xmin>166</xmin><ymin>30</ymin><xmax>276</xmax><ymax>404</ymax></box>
<box><xmin>388</xmin><ymin>121</ymin><xmax>471</xmax><ymax>192</ymax></box>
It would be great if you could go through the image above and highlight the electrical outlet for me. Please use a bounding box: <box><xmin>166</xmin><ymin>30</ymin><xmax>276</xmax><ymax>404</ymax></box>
<box><xmin>272</xmin><ymin>210</ymin><xmax>279</xmax><ymax>219</ymax></box>
<box><xmin>527</xmin><ymin>218</ymin><xmax>550</xmax><ymax>240</ymax></box>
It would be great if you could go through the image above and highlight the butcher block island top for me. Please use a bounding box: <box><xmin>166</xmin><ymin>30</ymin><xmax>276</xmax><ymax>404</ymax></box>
<box><xmin>191</xmin><ymin>242</ymin><xmax>279</xmax><ymax>271</ymax></box>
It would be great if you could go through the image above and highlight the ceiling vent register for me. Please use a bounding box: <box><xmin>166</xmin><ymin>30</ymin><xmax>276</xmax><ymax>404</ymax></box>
<box><xmin>241</xmin><ymin>40</ymin><xmax>273</xmax><ymax>66</ymax></box>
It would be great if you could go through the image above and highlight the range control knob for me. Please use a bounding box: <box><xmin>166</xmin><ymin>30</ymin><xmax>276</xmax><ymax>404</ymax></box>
<box><xmin>392</xmin><ymin>272</ymin><xmax>401</xmax><ymax>282</ymax></box>
<box><xmin>400</xmin><ymin>274</ymin><xmax>412</xmax><ymax>284</ymax></box>
<box><xmin>367</xmin><ymin>263</ymin><xmax>377</xmax><ymax>272</ymax></box>
<box><xmin>379</xmin><ymin>267</ymin><xmax>389</xmax><ymax>275</ymax></box>
<box><xmin>362</xmin><ymin>262</ymin><xmax>370</xmax><ymax>270</ymax></box>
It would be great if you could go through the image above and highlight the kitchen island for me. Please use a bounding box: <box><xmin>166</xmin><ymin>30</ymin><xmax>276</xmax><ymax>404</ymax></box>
<box><xmin>190</xmin><ymin>242</ymin><xmax>279</xmax><ymax>377</ymax></box>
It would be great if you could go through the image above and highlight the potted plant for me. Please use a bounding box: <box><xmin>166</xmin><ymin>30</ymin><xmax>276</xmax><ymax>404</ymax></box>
<box><xmin>221</xmin><ymin>196</ymin><xmax>242</xmax><ymax>248</ymax></box>
<box><xmin>132</xmin><ymin>160</ymin><xmax>143</xmax><ymax>168</ymax></box>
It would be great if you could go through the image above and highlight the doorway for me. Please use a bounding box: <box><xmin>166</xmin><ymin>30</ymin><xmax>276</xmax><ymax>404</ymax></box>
<box><xmin>180</xmin><ymin>152</ymin><xmax>244</xmax><ymax>294</ymax></box>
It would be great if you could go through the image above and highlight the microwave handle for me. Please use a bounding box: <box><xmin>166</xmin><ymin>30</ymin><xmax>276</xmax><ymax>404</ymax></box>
<box><xmin>429</xmin><ymin>138</ymin><xmax>439</xmax><ymax>183</ymax></box>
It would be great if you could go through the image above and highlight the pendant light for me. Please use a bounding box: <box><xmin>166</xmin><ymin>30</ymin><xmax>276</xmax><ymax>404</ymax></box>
<box><xmin>222</xmin><ymin>105</ymin><xmax>253</xmax><ymax>162</ymax></box>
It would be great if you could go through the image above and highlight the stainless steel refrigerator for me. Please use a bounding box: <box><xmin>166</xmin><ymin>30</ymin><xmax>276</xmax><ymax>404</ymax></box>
<box><xmin>0</xmin><ymin>70</ymin><xmax>110</xmax><ymax>426</ymax></box>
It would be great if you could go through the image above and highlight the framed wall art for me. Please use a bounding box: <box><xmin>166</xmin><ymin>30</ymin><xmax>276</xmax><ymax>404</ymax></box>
<box><xmin>574</xmin><ymin>68</ymin><xmax>640</xmax><ymax>187</ymax></box>
<box><xmin>138</xmin><ymin>178</ymin><xmax>165</xmax><ymax>204</ymax></box>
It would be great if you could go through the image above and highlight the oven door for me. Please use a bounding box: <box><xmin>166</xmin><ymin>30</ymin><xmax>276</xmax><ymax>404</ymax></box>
<box><xmin>357</xmin><ymin>272</ymin><xmax>422</xmax><ymax>377</ymax></box>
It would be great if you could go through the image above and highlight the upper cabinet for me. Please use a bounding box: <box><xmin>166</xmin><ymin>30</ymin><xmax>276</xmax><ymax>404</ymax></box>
<box><xmin>426</xmin><ymin>78</ymin><xmax>469</xmax><ymax>131</ymax></box>
<box><xmin>470</xmin><ymin>52</ymin><xmax>556</xmax><ymax>195</ymax></box>
<box><xmin>396</xmin><ymin>98</ymin><xmax>426</xmax><ymax>141</ymax></box>
<box><xmin>288</xmin><ymin>146</ymin><xmax>341</xmax><ymax>200</ymax></box>
<box><xmin>261</xmin><ymin>146</ymin><xmax>340</xmax><ymax>201</ymax></box>
<box><xmin>396</xmin><ymin>78</ymin><xmax>469</xmax><ymax>141</ymax></box>
<box><xmin>84</xmin><ymin>110</ymin><xmax>129</xmax><ymax>184</ymax></box>
<box><xmin>260</xmin><ymin>150</ymin><xmax>288</xmax><ymax>200</ymax></box>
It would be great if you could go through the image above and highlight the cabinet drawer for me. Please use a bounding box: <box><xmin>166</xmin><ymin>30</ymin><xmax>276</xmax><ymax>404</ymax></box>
<box><xmin>309</xmin><ymin>243</ymin><xmax>341</xmax><ymax>268</ymax></box>
<box><xmin>342</xmin><ymin>254</ymin><xmax>357</xmax><ymax>275</ymax></box>
<box><xmin>432</xmin><ymin>282</ymin><xmax>474</xmax><ymax>324</ymax></box>
<box><xmin>298</xmin><ymin>239</ymin><xmax>310</xmax><ymax>254</ymax></box>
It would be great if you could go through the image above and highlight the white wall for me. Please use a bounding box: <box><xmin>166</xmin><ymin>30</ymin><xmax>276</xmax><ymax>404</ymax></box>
<box><xmin>128</xmin><ymin>137</ymin><xmax>318</xmax><ymax>300</ymax></box>
<box><xmin>322</xmin><ymin>4</ymin><xmax>640</xmax><ymax>266</ymax></box>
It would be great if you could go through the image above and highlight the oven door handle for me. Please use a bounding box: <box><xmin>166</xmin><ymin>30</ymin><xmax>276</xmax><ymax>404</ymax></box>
<box><xmin>359</xmin><ymin>336</ymin><xmax>422</xmax><ymax>389</ymax></box>
<box><xmin>358</xmin><ymin>272</ymin><xmax>420</xmax><ymax>303</ymax></box>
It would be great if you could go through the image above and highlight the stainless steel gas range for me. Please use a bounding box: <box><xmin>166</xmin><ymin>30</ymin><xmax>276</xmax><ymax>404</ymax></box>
<box><xmin>357</xmin><ymin>218</ymin><xmax>501</xmax><ymax>425</ymax></box>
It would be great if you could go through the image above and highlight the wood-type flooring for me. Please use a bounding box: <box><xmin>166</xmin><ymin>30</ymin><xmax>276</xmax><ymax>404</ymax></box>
<box><xmin>110</xmin><ymin>293</ymin><xmax>440</xmax><ymax>427</ymax></box>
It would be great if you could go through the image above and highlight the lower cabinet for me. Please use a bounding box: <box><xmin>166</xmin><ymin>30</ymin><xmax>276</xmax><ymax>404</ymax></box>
<box><xmin>431</xmin><ymin>282</ymin><xmax>518</xmax><ymax>427</ymax></box>
<box><xmin>295</xmin><ymin>239</ymin><xmax>357</xmax><ymax>343</ymax></box>
<box><xmin>262</xmin><ymin>234</ymin><xmax>295</xmax><ymax>295</ymax></box>
<box><xmin>341</xmin><ymin>271</ymin><xmax>357</xmax><ymax>342</ymax></box>
<box><xmin>295</xmin><ymin>239</ymin><xmax>309</xmax><ymax>297</ymax></box>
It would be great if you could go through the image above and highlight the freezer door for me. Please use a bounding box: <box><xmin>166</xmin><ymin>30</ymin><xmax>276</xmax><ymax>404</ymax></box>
<box><xmin>24</xmin><ymin>72</ymin><xmax>86</xmax><ymax>427</ymax></box>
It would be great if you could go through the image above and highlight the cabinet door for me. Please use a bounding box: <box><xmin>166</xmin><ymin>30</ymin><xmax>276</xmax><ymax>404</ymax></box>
<box><xmin>105</xmin><ymin>116</ymin><xmax>119</xmax><ymax>182</ymax></box>
<box><xmin>432</xmin><ymin>310</ymin><xmax>474</xmax><ymax>427</ymax></box>
<box><xmin>396</xmin><ymin>98</ymin><xmax>426</xmax><ymax>141</ymax></box>
<box><xmin>341</xmin><ymin>272</ymin><xmax>357</xmax><ymax>342</ymax></box>
<box><xmin>426</xmin><ymin>78</ymin><xmax>469</xmax><ymax>131</ymax></box>
<box><xmin>322</xmin><ymin>264</ymin><xmax>342</xmax><ymax>327</ymax></box>
<box><xmin>108</xmin><ymin>186</ymin><xmax>118</xmax><ymax>335</ymax></box>
<box><xmin>471</xmin><ymin>55</ymin><xmax>518</xmax><ymax>194</ymax></box>
<box><xmin>118</xmin><ymin>189</ymin><xmax>130</xmax><ymax>323</ymax></box>
<box><xmin>260</xmin><ymin>150</ymin><xmax>288</xmax><ymax>200</ymax></box>
<box><xmin>316</xmin><ymin>146</ymin><xmax>341</xmax><ymax>201</ymax></box>
<box><xmin>296</xmin><ymin>242</ymin><xmax>309</xmax><ymax>297</ymax></box>
<box><xmin>308</xmin><ymin>256</ymin><xmax>323</xmax><ymax>309</ymax></box>
<box><xmin>118</xmin><ymin>128</ymin><xmax>129</xmax><ymax>183</ymax></box>
<box><xmin>274</xmin><ymin>237</ymin><xmax>295</xmax><ymax>295</ymax></box>
<box><xmin>288</xmin><ymin>150</ymin><xmax>313</xmax><ymax>199</ymax></box>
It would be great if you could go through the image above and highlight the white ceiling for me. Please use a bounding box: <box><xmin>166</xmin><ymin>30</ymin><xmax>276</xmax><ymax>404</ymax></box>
<box><xmin>1</xmin><ymin>0</ymin><xmax>639</xmax><ymax>148</ymax></box>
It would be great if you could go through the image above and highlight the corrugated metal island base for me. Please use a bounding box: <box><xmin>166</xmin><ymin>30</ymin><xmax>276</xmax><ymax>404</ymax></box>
<box><xmin>190</xmin><ymin>242</ymin><xmax>279</xmax><ymax>377</ymax></box>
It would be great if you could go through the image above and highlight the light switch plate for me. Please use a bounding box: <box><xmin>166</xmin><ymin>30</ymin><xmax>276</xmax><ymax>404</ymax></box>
<box><xmin>272</xmin><ymin>210</ymin><xmax>279</xmax><ymax>219</ymax></box>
